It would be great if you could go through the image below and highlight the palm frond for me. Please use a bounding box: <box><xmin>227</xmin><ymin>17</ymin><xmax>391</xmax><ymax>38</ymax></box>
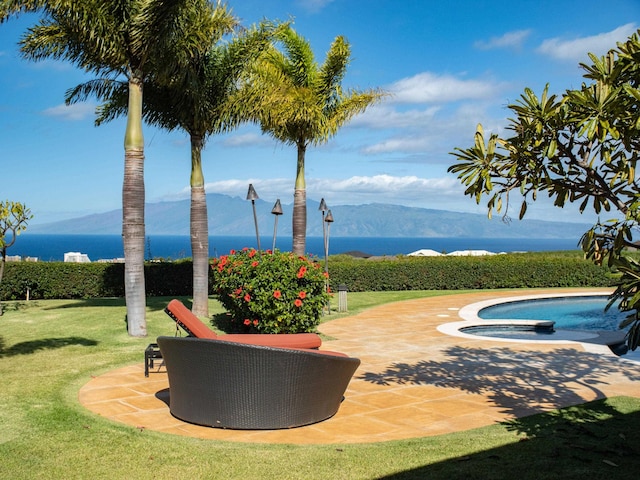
<box><xmin>317</xmin><ymin>35</ymin><xmax>350</xmax><ymax>99</ymax></box>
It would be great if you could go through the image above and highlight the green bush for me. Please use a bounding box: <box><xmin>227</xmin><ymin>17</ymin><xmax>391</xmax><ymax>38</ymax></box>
<box><xmin>326</xmin><ymin>252</ymin><xmax>614</xmax><ymax>292</ymax></box>
<box><xmin>210</xmin><ymin>248</ymin><xmax>330</xmax><ymax>333</ymax></box>
<box><xmin>0</xmin><ymin>261</ymin><xmax>191</xmax><ymax>299</ymax></box>
<box><xmin>0</xmin><ymin>250</ymin><xmax>616</xmax><ymax>301</ymax></box>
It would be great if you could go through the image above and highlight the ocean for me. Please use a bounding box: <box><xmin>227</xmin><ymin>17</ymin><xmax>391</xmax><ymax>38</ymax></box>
<box><xmin>9</xmin><ymin>234</ymin><xmax>581</xmax><ymax>262</ymax></box>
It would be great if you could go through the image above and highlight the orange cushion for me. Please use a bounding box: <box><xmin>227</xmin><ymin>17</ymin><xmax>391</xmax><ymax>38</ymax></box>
<box><xmin>221</xmin><ymin>333</ymin><xmax>322</xmax><ymax>349</ymax></box>
<box><xmin>164</xmin><ymin>299</ymin><xmax>322</xmax><ymax>349</ymax></box>
<box><xmin>164</xmin><ymin>299</ymin><xmax>218</xmax><ymax>339</ymax></box>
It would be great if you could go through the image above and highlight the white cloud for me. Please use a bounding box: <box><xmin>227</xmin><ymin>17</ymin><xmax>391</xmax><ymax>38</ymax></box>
<box><xmin>41</xmin><ymin>102</ymin><xmax>96</xmax><ymax>121</ymax></box>
<box><xmin>474</xmin><ymin>30</ymin><xmax>532</xmax><ymax>50</ymax></box>
<box><xmin>175</xmin><ymin>173</ymin><xmax>598</xmax><ymax>223</ymax></box>
<box><xmin>221</xmin><ymin>132</ymin><xmax>273</xmax><ymax>148</ymax></box>
<box><xmin>204</xmin><ymin>178</ymin><xmax>292</xmax><ymax>199</ymax></box>
<box><xmin>388</xmin><ymin>72</ymin><xmax>503</xmax><ymax>104</ymax></box>
<box><xmin>201</xmin><ymin>174</ymin><xmax>466</xmax><ymax>209</ymax></box>
<box><xmin>537</xmin><ymin>23</ymin><xmax>637</xmax><ymax>61</ymax></box>
<box><xmin>353</xmin><ymin>104</ymin><xmax>441</xmax><ymax>129</ymax></box>
<box><xmin>363</xmin><ymin>137</ymin><xmax>432</xmax><ymax>155</ymax></box>
<box><xmin>359</xmin><ymin>100</ymin><xmax>498</xmax><ymax>156</ymax></box>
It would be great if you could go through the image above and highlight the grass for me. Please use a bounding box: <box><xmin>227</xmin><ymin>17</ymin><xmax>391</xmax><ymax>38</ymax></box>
<box><xmin>0</xmin><ymin>292</ymin><xmax>639</xmax><ymax>479</ymax></box>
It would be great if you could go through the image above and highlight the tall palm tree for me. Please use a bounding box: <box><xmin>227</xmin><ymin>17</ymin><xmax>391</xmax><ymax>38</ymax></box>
<box><xmin>69</xmin><ymin>18</ymin><xmax>280</xmax><ymax>316</ymax></box>
<box><xmin>1</xmin><ymin>0</ymin><xmax>224</xmax><ymax>335</ymax></box>
<box><xmin>237</xmin><ymin>26</ymin><xmax>386</xmax><ymax>255</ymax></box>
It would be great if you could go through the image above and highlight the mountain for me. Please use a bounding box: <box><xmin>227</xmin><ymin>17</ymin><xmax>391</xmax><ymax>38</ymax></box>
<box><xmin>29</xmin><ymin>193</ymin><xmax>592</xmax><ymax>238</ymax></box>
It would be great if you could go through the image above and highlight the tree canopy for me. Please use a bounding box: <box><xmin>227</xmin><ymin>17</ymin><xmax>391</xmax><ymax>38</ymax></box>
<box><xmin>1</xmin><ymin>0</ymin><xmax>230</xmax><ymax>335</ymax></box>
<box><xmin>236</xmin><ymin>26</ymin><xmax>386</xmax><ymax>254</ymax></box>
<box><xmin>66</xmin><ymin>15</ymin><xmax>280</xmax><ymax>317</ymax></box>
<box><xmin>449</xmin><ymin>29</ymin><xmax>640</xmax><ymax>350</ymax></box>
<box><xmin>0</xmin><ymin>200</ymin><xmax>32</xmax><ymax>301</ymax></box>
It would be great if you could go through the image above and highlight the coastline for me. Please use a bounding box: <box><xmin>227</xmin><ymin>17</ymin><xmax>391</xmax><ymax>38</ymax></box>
<box><xmin>10</xmin><ymin>234</ymin><xmax>582</xmax><ymax>262</ymax></box>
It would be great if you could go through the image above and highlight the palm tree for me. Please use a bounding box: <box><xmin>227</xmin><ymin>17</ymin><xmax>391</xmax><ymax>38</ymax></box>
<box><xmin>1</xmin><ymin>0</ymin><xmax>224</xmax><ymax>335</ymax></box>
<box><xmin>237</xmin><ymin>26</ymin><xmax>386</xmax><ymax>255</ymax></box>
<box><xmin>69</xmin><ymin>18</ymin><xmax>280</xmax><ymax>317</ymax></box>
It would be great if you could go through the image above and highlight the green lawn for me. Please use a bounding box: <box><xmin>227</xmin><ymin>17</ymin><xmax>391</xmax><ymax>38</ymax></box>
<box><xmin>0</xmin><ymin>292</ymin><xmax>639</xmax><ymax>479</ymax></box>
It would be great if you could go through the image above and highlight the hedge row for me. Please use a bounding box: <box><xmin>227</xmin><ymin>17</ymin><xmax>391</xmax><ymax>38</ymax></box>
<box><xmin>327</xmin><ymin>253</ymin><xmax>614</xmax><ymax>292</ymax></box>
<box><xmin>0</xmin><ymin>261</ymin><xmax>193</xmax><ymax>300</ymax></box>
<box><xmin>0</xmin><ymin>252</ymin><xmax>614</xmax><ymax>300</ymax></box>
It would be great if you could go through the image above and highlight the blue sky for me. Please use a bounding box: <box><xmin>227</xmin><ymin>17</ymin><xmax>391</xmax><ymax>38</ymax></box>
<box><xmin>1</xmin><ymin>0</ymin><xmax>639</xmax><ymax>226</ymax></box>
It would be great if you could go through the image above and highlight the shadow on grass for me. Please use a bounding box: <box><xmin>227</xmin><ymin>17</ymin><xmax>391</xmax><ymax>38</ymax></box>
<box><xmin>0</xmin><ymin>336</ymin><xmax>98</xmax><ymax>357</ymax></box>
<box><xmin>0</xmin><ymin>301</ymin><xmax>40</xmax><ymax>312</ymax></box>
<box><xmin>360</xmin><ymin>346</ymin><xmax>640</xmax><ymax>423</ymax></box>
<box><xmin>38</xmin><ymin>296</ymin><xmax>189</xmax><ymax>312</ymax></box>
<box><xmin>376</xmin><ymin>399</ymin><xmax>640</xmax><ymax>479</ymax></box>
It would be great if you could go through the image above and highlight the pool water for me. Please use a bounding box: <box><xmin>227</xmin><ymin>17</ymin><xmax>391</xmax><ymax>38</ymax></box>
<box><xmin>478</xmin><ymin>296</ymin><xmax>629</xmax><ymax>331</ymax></box>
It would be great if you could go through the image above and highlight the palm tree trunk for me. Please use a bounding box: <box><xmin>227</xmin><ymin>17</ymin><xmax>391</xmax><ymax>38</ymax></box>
<box><xmin>190</xmin><ymin>135</ymin><xmax>209</xmax><ymax>317</ymax></box>
<box><xmin>292</xmin><ymin>143</ymin><xmax>307</xmax><ymax>256</ymax></box>
<box><xmin>123</xmin><ymin>75</ymin><xmax>147</xmax><ymax>337</ymax></box>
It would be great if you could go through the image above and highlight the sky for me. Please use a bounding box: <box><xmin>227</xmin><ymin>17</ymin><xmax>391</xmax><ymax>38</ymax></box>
<box><xmin>1</xmin><ymin>0</ymin><xmax>639</xmax><ymax>227</ymax></box>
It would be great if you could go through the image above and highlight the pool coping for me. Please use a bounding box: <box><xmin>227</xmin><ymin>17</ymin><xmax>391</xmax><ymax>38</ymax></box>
<box><xmin>437</xmin><ymin>290</ymin><xmax>640</xmax><ymax>364</ymax></box>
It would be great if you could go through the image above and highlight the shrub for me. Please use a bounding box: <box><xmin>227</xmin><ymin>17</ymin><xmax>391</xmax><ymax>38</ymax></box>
<box><xmin>210</xmin><ymin>248</ymin><xmax>330</xmax><ymax>334</ymax></box>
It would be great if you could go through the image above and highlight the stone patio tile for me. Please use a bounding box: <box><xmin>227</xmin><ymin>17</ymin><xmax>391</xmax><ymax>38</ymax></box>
<box><xmin>78</xmin><ymin>288</ymin><xmax>640</xmax><ymax>445</ymax></box>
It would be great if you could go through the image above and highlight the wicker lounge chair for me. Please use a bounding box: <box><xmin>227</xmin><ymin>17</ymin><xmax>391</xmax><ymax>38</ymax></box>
<box><xmin>164</xmin><ymin>299</ymin><xmax>322</xmax><ymax>349</ymax></box>
<box><xmin>157</xmin><ymin>336</ymin><xmax>360</xmax><ymax>429</ymax></box>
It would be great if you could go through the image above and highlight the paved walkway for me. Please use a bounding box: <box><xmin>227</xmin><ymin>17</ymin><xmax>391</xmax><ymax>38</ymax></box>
<box><xmin>78</xmin><ymin>289</ymin><xmax>640</xmax><ymax>444</ymax></box>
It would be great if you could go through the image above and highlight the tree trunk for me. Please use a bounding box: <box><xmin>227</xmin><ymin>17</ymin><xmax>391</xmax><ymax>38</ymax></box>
<box><xmin>190</xmin><ymin>135</ymin><xmax>209</xmax><ymax>317</ymax></box>
<box><xmin>292</xmin><ymin>143</ymin><xmax>307</xmax><ymax>256</ymax></box>
<box><xmin>123</xmin><ymin>75</ymin><xmax>147</xmax><ymax>337</ymax></box>
<box><xmin>0</xmin><ymin>248</ymin><xmax>5</xmax><ymax>316</ymax></box>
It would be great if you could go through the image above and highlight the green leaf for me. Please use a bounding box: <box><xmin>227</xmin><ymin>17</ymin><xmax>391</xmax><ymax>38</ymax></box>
<box><xmin>519</xmin><ymin>201</ymin><xmax>527</xmax><ymax>219</ymax></box>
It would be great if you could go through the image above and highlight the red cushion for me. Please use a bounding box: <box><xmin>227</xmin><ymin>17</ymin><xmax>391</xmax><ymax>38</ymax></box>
<box><xmin>165</xmin><ymin>299</ymin><xmax>218</xmax><ymax>339</ymax></box>
<box><xmin>164</xmin><ymin>299</ymin><xmax>322</xmax><ymax>349</ymax></box>
<box><xmin>221</xmin><ymin>333</ymin><xmax>322</xmax><ymax>349</ymax></box>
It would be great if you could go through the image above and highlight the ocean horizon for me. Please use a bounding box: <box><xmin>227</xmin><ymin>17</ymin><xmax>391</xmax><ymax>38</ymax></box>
<box><xmin>9</xmin><ymin>234</ymin><xmax>582</xmax><ymax>262</ymax></box>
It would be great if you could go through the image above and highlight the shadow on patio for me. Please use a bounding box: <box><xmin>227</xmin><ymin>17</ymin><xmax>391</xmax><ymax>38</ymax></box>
<box><xmin>360</xmin><ymin>346</ymin><xmax>640</xmax><ymax>419</ymax></box>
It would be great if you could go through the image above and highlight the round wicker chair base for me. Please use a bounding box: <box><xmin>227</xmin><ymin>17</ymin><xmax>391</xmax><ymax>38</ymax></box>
<box><xmin>157</xmin><ymin>336</ymin><xmax>360</xmax><ymax>430</ymax></box>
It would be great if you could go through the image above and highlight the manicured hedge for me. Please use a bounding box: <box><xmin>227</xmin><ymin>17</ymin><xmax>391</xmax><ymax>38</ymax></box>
<box><xmin>0</xmin><ymin>251</ymin><xmax>615</xmax><ymax>300</ymax></box>
<box><xmin>0</xmin><ymin>261</ymin><xmax>193</xmax><ymax>300</ymax></box>
<box><xmin>326</xmin><ymin>252</ymin><xmax>614</xmax><ymax>292</ymax></box>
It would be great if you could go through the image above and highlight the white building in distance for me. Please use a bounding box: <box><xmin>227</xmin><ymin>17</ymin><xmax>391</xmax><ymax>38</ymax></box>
<box><xmin>64</xmin><ymin>252</ymin><xmax>91</xmax><ymax>263</ymax></box>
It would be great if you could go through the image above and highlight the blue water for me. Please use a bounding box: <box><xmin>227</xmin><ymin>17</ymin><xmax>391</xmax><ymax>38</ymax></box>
<box><xmin>478</xmin><ymin>296</ymin><xmax>628</xmax><ymax>331</ymax></box>
<box><xmin>10</xmin><ymin>234</ymin><xmax>580</xmax><ymax>262</ymax></box>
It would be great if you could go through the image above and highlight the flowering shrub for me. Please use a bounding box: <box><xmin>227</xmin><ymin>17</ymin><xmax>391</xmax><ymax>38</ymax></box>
<box><xmin>210</xmin><ymin>248</ymin><xmax>331</xmax><ymax>334</ymax></box>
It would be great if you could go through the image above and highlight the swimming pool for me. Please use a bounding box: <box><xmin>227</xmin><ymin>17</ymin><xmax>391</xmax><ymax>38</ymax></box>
<box><xmin>477</xmin><ymin>295</ymin><xmax>627</xmax><ymax>331</ymax></box>
<box><xmin>446</xmin><ymin>291</ymin><xmax>628</xmax><ymax>342</ymax></box>
<box><xmin>436</xmin><ymin>291</ymin><xmax>640</xmax><ymax>364</ymax></box>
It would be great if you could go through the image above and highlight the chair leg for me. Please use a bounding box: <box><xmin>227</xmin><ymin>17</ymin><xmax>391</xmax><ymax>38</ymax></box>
<box><xmin>144</xmin><ymin>343</ymin><xmax>162</xmax><ymax>377</ymax></box>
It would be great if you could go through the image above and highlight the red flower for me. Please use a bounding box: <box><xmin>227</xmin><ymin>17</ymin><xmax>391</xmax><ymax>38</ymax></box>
<box><xmin>229</xmin><ymin>249</ymin><xmax>236</xmax><ymax>255</ymax></box>
<box><xmin>248</xmin><ymin>249</ymin><xmax>256</xmax><ymax>258</ymax></box>
<box><xmin>244</xmin><ymin>293</ymin><xmax>251</xmax><ymax>302</ymax></box>
<box><xmin>242</xmin><ymin>247</ymin><xmax>249</xmax><ymax>251</ymax></box>
<box><xmin>234</xmin><ymin>287</ymin><xmax>243</xmax><ymax>297</ymax></box>
<box><xmin>298</xmin><ymin>291</ymin><xmax>306</xmax><ymax>299</ymax></box>
<box><xmin>251</xmin><ymin>261</ymin><xmax>259</xmax><ymax>267</ymax></box>
<box><xmin>243</xmin><ymin>319</ymin><xmax>251</xmax><ymax>326</ymax></box>
<box><xmin>323</xmin><ymin>271</ymin><xmax>329</xmax><ymax>278</ymax></box>
<box><xmin>297</xmin><ymin>266</ymin><xmax>307</xmax><ymax>278</ymax></box>
<box><xmin>273</xmin><ymin>290</ymin><xmax>282</xmax><ymax>299</ymax></box>
<box><xmin>294</xmin><ymin>299</ymin><xmax>303</xmax><ymax>307</ymax></box>
<box><xmin>252</xmin><ymin>319</ymin><xmax>259</xmax><ymax>326</ymax></box>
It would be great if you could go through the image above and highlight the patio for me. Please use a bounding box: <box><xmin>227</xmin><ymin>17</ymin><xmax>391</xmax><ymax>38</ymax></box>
<box><xmin>79</xmin><ymin>288</ymin><xmax>640</xmax><ymax>444</ymax></box>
